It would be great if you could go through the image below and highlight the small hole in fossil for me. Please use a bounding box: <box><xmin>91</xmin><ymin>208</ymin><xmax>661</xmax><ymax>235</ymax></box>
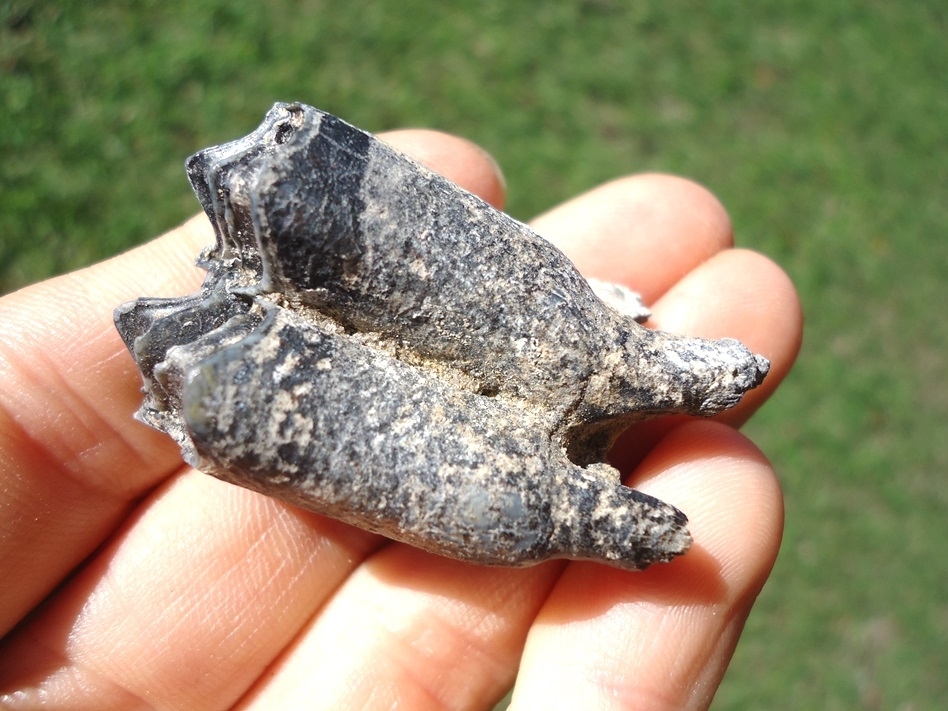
<box><xmin>274</xmin><ymin>122</ymin><xmax>294</xmax><ymax>144</ymax></box>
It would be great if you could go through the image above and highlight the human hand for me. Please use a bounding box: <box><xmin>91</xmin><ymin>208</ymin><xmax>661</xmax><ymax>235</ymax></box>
<box><xmin>0</xmin><ymin>130</ymin><xmax>801</xmax><ymax>709</ymax></box>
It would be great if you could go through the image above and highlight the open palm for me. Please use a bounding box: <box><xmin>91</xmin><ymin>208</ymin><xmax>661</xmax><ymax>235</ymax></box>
<box><xmin>0</xmin><ymin>130</ymin><xmax>801</xmax><ymax>710</ymax></box>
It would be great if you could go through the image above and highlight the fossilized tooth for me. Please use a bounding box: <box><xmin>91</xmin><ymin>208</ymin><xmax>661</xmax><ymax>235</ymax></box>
<box><xmin>114</xmin><ymin>102</ymin><xmax>770</xmax><ymax>571</ymax></box>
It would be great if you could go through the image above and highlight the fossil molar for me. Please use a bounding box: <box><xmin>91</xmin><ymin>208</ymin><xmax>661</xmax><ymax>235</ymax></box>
<box><xmin>115</xmin><ymin>102</ymin><xmax>769</xmax><ymax>571</ymax></box>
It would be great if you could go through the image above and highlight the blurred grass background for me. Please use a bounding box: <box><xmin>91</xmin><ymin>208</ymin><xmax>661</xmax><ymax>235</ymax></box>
<box><xmin>2</xmin><ymin>0</ymin><xmax>945</xmax><ymax>707</ymax></box>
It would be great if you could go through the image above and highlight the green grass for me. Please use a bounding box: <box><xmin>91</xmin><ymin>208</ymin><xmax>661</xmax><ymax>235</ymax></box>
<box><xmin>3</xmin><ymin>1</ymin><xmax>946</xmax><ymax>707</ymax></box>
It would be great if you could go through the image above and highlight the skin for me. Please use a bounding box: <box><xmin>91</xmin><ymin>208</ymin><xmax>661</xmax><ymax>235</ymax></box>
<box><xmin>0</xmin><ymin>130</ymin><xmax>802</xmax><ymax>710</ymax></box>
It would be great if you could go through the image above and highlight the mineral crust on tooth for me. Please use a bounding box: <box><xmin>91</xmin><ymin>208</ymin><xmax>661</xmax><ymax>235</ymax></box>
<box><xmin>115</xmin><ymin>102</ymin><xmax>769</xmax><ymax>571</ymax></box>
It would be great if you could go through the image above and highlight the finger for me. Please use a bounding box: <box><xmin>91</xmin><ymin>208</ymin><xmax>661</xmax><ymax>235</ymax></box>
<box><xmin>0</xmin><ymin>470</ymin><xmax>383</xmax><ymax>709</ymax></box>
<box><xmin>0</xmin><ymin>465</ymin><xmax>550</xmax><ymax>707</ymax></box>
<box><xmin>0</xmin><ymin>224</ymin><xmax>207</xmax><ymax>639</ymax></box>
<box><xmin>0</xmin><ymin>129</ymin><xmax>506</xmax><ymax>637</ymax></box>
<box><xmin>382</xmin><ymin>129</ymin><xmax>507</xmax><ymax>210</ymax></box>
<box><xmin>530</xmin><ymin>173</ymin><xmax>734</xmax><ymax>303</ymax></box>
<box><xmin>235</xmin><ymin>549</ymin><xmax>562</xmax><ymax>710</ymax></box>
<box><xmin>511</xmin><ymin>421</ymin><xmax>783</xmax><ymax>710</ymax></box>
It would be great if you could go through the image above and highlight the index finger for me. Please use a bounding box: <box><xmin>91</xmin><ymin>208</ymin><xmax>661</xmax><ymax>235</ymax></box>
<box><xmin>530</xmin><ymin>173</ymin><xmax>734</xmax><ymax>303</ymax></box>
